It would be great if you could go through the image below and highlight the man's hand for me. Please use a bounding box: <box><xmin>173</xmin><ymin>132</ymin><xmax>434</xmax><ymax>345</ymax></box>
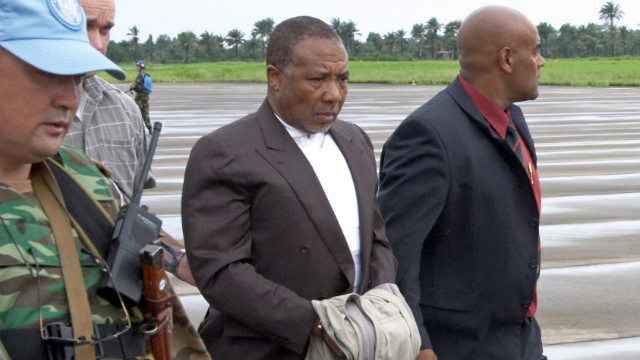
<box><xmin>153</xmin><ymin>234</ymin><xmax>196</xmax><ymax>286</ymax></box>
<box><xmin>312</xmin><ymin>318</ymin><xmax>346</xmax><ymax>358</ymax></box>
<box><xmin>175</xmin><ymin>255</ymin><xmax>195</xmax><ymax>286</ymax></box>
<box><xmin>416</xmin><ymin>349</ymin><xmax>437</xmax><ymax>360</ymax></box>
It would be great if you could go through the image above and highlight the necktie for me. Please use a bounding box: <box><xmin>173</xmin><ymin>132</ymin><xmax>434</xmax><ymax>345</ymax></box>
<box><xmin>505</xmin><ymin>116</ymin><xmax>524</xmax><ymax>164</ymax></box>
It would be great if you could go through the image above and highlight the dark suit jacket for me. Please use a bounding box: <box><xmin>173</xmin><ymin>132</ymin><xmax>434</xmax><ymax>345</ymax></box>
<box><xmin>378</xmin><ymin>77</ymin><xmax>544</xmax><ymax>360</ymax></box>
<box><xmin>182</xmin><ymin>100</ymin><xmax>397</xmax><ymax>359</ymax></box>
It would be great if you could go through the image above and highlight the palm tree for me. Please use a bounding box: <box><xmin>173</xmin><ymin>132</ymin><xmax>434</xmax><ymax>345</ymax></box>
<box><xmin>155</xmin><ymin>34</ymin><xmax>171</xmax><ymax>63</ymax></box>
<box><xmin>383</xmin><ymin>32</ymin><xmax>397</xmax><ymax>55</ymax></box>
<box><xmin>598</xmin><ymin>1</ymin><xmax>624</xmax><ymax>56</ymax></box>
<box><xmin>396</xmin><ymin>29</ymin><xmax>407</xmax><ymax>55</ymax></box>
<box><xmin>341</xmin><ymin>20</ymin><xmax>360</xmax><ymax>54</ymax></box>
<box><xmin>143</xmin><ymin>34</ymin><xmax>155</xmax><ymax>62</ymax></box>
<box><xmin>330</xmin><ymin>17</ymin><xmax>342</xmax><ymax>34</ymax></box>
<box><xmin>200</xmin><ymin>31</ymin><xmax>214</xmax><ymax>60</ymax></box>
<box><xmin>411</xmin><ymin>23</ymin><xmax>427</xmax><ymax>58</ymax></box>
<box><xmin>177</xmin><ymin>31</ymin><xmax>197</xmax><ymax>63</ymax></box>
<box><xmin>127</xmin><ymin>25</ymin><xmax>140</xmax><ymax>55</ymax></box>
<box><xmin>443</xmin><ymin>20</ymin><xmax>462</xmax><ymax>59</ymax></box>
<box><xmin>226</xmin><ymin>29</ymin><xmax>245</xmax><ymax>58</ymax></box>
<box><xmin>578</xmin><ymin>23</ymin><xmax>602</xmax><ymax>56</ymax></box>
<box><xmin>252</xmin><ymin>18</ymin><xmax>274</xmax><ymax>59</ymax></box>
<box><xmin>619</xmin><ymin>25</ymin><xmax>629</xmax><ymax>55</ymax></box>
<box><xmin>329</xmin><ymin>18</ymin><xmax>360</xmax><ymax>54</ymax></box>
<box><xmin>426</xmin><ymin>17</ymin><xmax>441</xmax><ymax>59</ymax></box>
<box><xmin>558</xmin><ymin>23</ymin><xmax>579</xmax><ymax>58</ymax></box>
<box><xmin>536</xmin><ymin>22</ymin><xmax>556</xmax><ymax>58</ymax></box>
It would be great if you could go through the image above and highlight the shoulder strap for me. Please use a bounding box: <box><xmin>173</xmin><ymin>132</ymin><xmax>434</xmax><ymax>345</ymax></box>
<box><xmin>45</xmin><ymin>156</ymin><xmax>114</xmax><ymax>260</ymax></box>
<box><xmin>31</xmin><ymin>162</ymin><xmax>95</xmax><ymax>360</ymax></box>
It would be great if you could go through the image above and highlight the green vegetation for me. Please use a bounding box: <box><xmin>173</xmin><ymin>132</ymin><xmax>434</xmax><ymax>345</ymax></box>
<box><xmin>540</xmin><ymin>57</ymin><xmax>640</xmax><ymax>86</ymax></box>
<box><xmin>347</xmin><ymin>61</ymin><xmax>459</xmax><ymax>85</ymax></box>
<box><xmin>112</xmin><ymin>57</ymin><xmax>640</xmax><ymax>87</ymax></box>
<box><xmin>110</xmin><ymin>2</ymin><xmax>636</xmax><ymax>65</ymax></box>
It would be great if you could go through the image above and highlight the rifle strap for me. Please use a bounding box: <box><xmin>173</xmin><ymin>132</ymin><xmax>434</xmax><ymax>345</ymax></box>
<box><xmin>31</xmin><ymin>162</ymin><xmax>95</xmax><ymax>360</ymax></box>
<box><xmin>45</xmin><ymin>156</ymin><xmax>114</xmax><ymax>260</ymax></box>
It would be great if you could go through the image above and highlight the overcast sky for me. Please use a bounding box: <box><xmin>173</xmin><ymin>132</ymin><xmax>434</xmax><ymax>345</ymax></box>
<box><xmin>110</xmin><ymin>0</ymin><xmax>640</xmax><ymax>43</ymax></box>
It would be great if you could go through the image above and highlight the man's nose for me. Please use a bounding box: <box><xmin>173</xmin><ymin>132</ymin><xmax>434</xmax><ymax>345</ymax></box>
<box><xmin>52</xmin><ymin>75</ymin><xmax>83</xmax><ymax>110</ymax></box>
<box><xmin>323</xmin><ymin>80</ymin><xmax>344</xmax><ymax>102</ymax></box>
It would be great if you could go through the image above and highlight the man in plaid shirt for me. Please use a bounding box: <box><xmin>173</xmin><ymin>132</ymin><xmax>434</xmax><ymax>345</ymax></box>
<box><xmin>63</xmin><ymin>0</ymin><xmax>155</xmax><ymax>197</ymax></box>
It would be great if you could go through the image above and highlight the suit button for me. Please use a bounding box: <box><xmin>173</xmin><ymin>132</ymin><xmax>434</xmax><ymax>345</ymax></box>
<box><xmin>529</xmin><ymin>218</ymin><xmax>539</xmax><ymax>226</ymax></box>
<box><xmin>529</xmin><ymin>259</ymin><xmax>538</xmax><ymax>269</ymax></box>
<box><xmin>523</xmin><ymin>301</ymin><xmax>532</xmax><ymax>309</ymax></box>
<box><xmin>299</xmin><ymin>246</ymin><xmax>309</xmax><ymax>254</ymax></box>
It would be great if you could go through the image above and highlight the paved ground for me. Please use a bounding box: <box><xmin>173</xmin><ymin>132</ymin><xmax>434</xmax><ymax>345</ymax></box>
<box><xmin>121</xmin><ymin>82</ymin><xmax>640</xmax><ymax>359</ymax></box>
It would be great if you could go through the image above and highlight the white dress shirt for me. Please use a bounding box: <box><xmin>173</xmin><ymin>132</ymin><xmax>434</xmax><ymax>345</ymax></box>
<box><xmin>277</xmin><ymin>117</ymin><xmax>362</xmax><ymax>292</ymax></box>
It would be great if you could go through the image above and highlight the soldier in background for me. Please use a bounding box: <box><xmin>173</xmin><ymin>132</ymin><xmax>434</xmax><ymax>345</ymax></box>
<box><xmin>130</xmin><ymin>60</ymin><xmax>153</xmax><ymax>133</ymax></box>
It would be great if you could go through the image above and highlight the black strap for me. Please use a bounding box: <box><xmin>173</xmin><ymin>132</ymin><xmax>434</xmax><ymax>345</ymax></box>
<box><xmin>0</xmin><ymin>324</ymin><xmax>146</xmax><ymax>360</ymax></box>
<box><xmin>0</xmin><ymin>328</ymin><xmax>48</xmax><ymax>360</ymax></box>
<box><xmin>45</xmin><ymin>156</ymin><xmax>113</xmax><ymax>260</ymax></box>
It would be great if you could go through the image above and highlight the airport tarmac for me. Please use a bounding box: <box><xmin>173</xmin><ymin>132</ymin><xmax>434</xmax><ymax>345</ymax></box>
<box><xmin>124</xmin><ymin>82</ymin><xmax>640</xmax><ymax>359</ymax></box>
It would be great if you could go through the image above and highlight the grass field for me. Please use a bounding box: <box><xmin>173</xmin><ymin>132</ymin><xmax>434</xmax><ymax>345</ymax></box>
<box><xmin>111</xmin><ymin>57</ymin><xmax>640</xmax><ymax>87</ymax></box>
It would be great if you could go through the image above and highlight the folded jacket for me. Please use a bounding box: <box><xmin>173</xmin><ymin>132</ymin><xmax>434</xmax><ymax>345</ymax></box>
<box><xmin>306</xmin><ymin>283</ymin><xmax>420</xmax><ymax>360</ymax></box>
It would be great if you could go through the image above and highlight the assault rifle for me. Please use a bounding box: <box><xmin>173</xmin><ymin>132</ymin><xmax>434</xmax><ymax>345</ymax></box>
<box><xmin>98</xmin><ymin>121</ymin><xmax>163</xmax><ymax>304</ymax></box>
<box><xmin>140</xmin><ymin>244</ymin><xmax>174</xmax><ymax>360</ymax></box>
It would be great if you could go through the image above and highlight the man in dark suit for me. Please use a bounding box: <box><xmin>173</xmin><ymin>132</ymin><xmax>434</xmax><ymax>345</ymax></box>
<box><xmin>182</xmin><ymin>16</ymin><xmax>396</xmax><ymax>359</ymax></box>
<box><xmin>378</xmin><ymin>6</ymin><xmax>547</xmax><ymax>360</ymax></box>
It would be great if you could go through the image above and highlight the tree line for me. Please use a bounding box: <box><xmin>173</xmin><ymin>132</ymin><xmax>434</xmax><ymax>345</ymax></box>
<box><xmin>107</xmin><ymin>1</ymin><xmax>636</xmax><ymax>63</ymax></box>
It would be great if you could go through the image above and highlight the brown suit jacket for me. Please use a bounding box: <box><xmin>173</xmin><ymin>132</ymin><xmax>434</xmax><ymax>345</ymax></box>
<box><xmin>182</xmin><ymin>100</ymin><xmax>397</xmax><ymax>360</ymax></box>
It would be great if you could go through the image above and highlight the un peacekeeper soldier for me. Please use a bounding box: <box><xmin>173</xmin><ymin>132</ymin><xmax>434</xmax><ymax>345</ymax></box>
<box><xmin>0</xmin><ymin>0</ymin><xmax>209</xmax><ymax>359</ymax></box>
<box><xmin>130</xmin><ymin>61</ymin><xmax>152</xmax><ymax>133</ymax></box>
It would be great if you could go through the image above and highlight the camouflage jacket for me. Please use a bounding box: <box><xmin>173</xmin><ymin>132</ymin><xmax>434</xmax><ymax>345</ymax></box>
<box><xmin>0</xmin><ymin>146</ymin><xmax>209</xmax><ymax>360</ymax></box>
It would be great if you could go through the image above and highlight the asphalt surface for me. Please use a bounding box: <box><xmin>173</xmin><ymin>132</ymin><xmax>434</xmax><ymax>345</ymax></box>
<box><xmin>121</xmin><ymin>82</ymin><xmax>640</xmax><ymax>359</ymax></box>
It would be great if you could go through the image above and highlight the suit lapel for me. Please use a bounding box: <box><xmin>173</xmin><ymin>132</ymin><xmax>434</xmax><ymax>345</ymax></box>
<box><xmin>254</xmin><ymin>101</ymin><xmax>355</xmax><ymax>287</ymax></box>
<box><xmin>448</xmin><ymin>78</ymin><xmax>497</xmax><ymax>138</ymax></box>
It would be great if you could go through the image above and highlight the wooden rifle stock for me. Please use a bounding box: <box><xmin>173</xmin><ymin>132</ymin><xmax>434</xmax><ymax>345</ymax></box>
<box><xmin>141</xmin><ymin>244</ymin><xmax>175</xmax><ymax>360</ymax></box>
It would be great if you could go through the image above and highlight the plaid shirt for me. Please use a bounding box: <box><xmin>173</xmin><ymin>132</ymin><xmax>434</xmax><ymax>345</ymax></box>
<box><xmin>63</xmin><ymin>76</ymin><xmax>155</xmax><ymax>197</ymax></box>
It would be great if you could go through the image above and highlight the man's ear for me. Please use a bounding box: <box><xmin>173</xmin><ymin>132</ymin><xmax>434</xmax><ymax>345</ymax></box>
<box><xmin>498</xmin><ymin>46</ymin><xmax>514</xmax><ymax>73</ymax></box>
<box><xmin>266</xmin><ymin>64</ymin><xmax>281</xmax><ymax>91</ymax></box>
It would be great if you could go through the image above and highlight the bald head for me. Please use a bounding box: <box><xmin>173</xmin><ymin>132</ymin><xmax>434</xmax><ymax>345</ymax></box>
<box><xmin>458</xmin><ymin>6</ymin><xmax>544</xmax><ymax>107</ymax></box>
<box><xmin>459</xmin><ymin>6</ymin><xmax>533</xmax><ymax>73</ymax></box>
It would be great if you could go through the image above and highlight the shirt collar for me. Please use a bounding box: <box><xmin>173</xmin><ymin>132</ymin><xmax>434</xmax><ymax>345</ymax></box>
<box><xmin>275</xmin><ymin>112</ymin><xmax>327</xmax><ymax>149</ymax></box>
<box><xmin>459</xmin><ymin>75</ymin><xmax>510</xmax><ymax>139</ymax></box>
<box><xmin>75</xmin><ymin>84</ymin><xmax>90</xmax><ymax>121</ymax></box>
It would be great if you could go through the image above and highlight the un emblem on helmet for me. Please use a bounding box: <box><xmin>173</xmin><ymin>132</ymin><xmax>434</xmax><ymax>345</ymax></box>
<box><xmin>48</xmin><ymin>0</ymin><xmax>84</xmax><ymax>31</ymax></box>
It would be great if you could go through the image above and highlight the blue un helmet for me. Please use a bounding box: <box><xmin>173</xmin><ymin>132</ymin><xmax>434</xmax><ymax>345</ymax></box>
<box><xmin>136</xmin><ymin>60</ymin><xmax>146</xmax><ymax>69</ymax></box>
<box><xmin>0</xmin><ymin>0</ymin><xmax>125</xmax><ymax>80</ymax></box>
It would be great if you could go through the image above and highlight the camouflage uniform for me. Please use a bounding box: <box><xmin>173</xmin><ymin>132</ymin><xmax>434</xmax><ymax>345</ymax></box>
<box><xmin>132</xmin><ymin>71</ymin><xmax>152</xmax><ymax>133</ymax></box>
<box><xmin>0</xmin><ymin>146</ymin><xmax>209</xmax><ymax>360</ymax></box>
